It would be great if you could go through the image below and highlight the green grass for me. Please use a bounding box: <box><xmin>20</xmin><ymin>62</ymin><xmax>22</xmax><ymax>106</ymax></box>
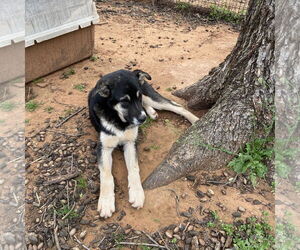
<box><xmin>26</xmin><ymin>100</ymin><xmax>41</xmax><ymax>112</ymax></box>
<box><xmin>44</xmin><ymin>106</ymin><xmax>54</xmax><ymax>113</ymax></box>
<box><xmin>228</xmin><ymin>137</ymin><xmax>273</xmax><ymax>186</ymax></box>
<box><xmin>25</xmin><ymin>119</ymin><xmax>30</xmax><ymax>124</ymax></box>
<box><xmin>61</xmin><ymin>68</ymin><xmax>76</xmax><ymax>79</ymax></box>
<box><xmin>220</xmin><ymin>217</ymin><xmax>274</xmax><ymax>249</ymax></box>
<box><xmin>0</xmin><ymin>101</ymin><xmax>17</xmax><ymax>112</ymax></box>
<box><xmin>165</xmin><ymin>87</ymin><xmax>173</xmax><ymax>92</ymax></box>
<box><xmin>140</xmin><ymin>117</ymin><xmax>155</xmax><ymax>133</ymax></box>
<box><xmin>32</xmin><ymin>78</ymin><xmax>44</xmax><ymax>84</ymax></box>
<box><xmin>276</xmin><ymin>213</ymin><xmax>300</xmax><ymax>249</ymax></box>
<box><xmin>209</xmin><ymin>4</ymin><xmax>245</xmax><ymax>24</ymax></box>
<box><xmin>90</xmin><ymin>55</ymin><xmax>98</xmax><ymax>62</ymax></box>
<box><xmin>76</xmin><ymin>176</ymin><xmax>88</xmax><ymax>189</ymax></box>
<box><xmin>149</xmin><ymin>145</ymin><xmax>160</xmax><ymax>150</ymax></box>
<box><xmin>56</xmin><ymin>205</ymin><xmax>79</xmax><ymax>219</ymax></box>
<box><xmin>211</xmin><ymin>210</ymin><xmax>219</xmax><ymax>221</ymax></box>
<box><xmin>175</xmin><ymin>1</ymin><xmax>191</xmax><ymax>11</ymax></box>
<box><xmin>73</xmin><ymin>83</ymin><xmax>86</xmax><ymax>92</ymax></box>
<box><xmin>0</xmin><ymin>119</ymin><xmax>5</xmax><ymax>124</ymax></box>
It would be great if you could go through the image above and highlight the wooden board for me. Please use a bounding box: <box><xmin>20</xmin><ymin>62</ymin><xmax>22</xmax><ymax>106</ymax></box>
<box><xmin>25</xmin><ymin>25</ymin><xmax>95</xmax><ymax>83</ymax></box>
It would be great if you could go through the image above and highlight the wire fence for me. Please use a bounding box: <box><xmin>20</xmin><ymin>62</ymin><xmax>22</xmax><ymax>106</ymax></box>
<box><xmin>161</xmin><ymin>0</ymin><xmax>249</xmax><ymax>15</ymax></box>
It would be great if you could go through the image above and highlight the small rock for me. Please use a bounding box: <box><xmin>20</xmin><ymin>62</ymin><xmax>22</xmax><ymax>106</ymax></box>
<box><xmin>174</xmin><ymin>227</ymin><xmax>179</xmax><ymax>233</ymax></box>
<box><xmin>174</xmin><ymin>234</ymin><xmax>181</xmax><ymax>240</ymax></box>
<box><xmin>207</xmin><ymin>189</ymin><xmax>214</xmax><ymax>196</ymax></box>
<box><xmin>27</xmin><ymin>233</ymin><xmax>38</xmax><ymax>245</ymax></box>
<box><xmin>196</xmin><ymin>190</ymin><xmax>205</xmax><ymax>198</ymax></box>
<box><xmin>224</xmin><ymin>236</ymin><xmax>233</xmax><ymax>247</ymax></box>
<box><xmin>232</xmin><ymin>212</ymin><xmax>242</xmax><ymax>218</ymax></box>
<box><xmin>3</xmin><ymin>233</ymin><xmax>15</xmax><ymax>245</ymax></box>
<box><xmin>37</xmin><ymin>242</ymin><xmax>43</xmax><ymax>249</ymax></box>
<box><xmin>191</xmin><ymin>236</ymin><xmax>199</xmax><ymax>249</ymax></box>
<box><xmin>186</xmin><ymin>175</ymin><xmax>196</xmax><ymax>181</ymax></box>
<box><xmin>180</xmin><ymin>212</ymin><xmax>192</xmax><ymax>218</ymax></box>
<box><xmin>79</xmin><ymin>231</ymin><xmax>87</xmax><ymax>239</ymax></box>
<box><xmin>187</xmin><ymin>225</ymin><xmax>194</xmax><ymax>231</ymax></box>
<box><xmin>200</xmin><ymin>197</ymin><xmax>208</xmax><ymax>202</ymax></box>
<box><xmin>165</xmin><ymin>230</ymin><xmax>173</xmax><ymax>239</ymax></box>
<box><xmin>253</xmin><ymin>199</ymin><xmax>261</xmax><ymax>205</ymax></box>
<box><xmin>69</xmin><ymin>228</ymin><xmax>76</xmax><ymax>237</ymax></box>
<box><xmin>238</xmin><ymin>206</ymin><xmax>246</xmax><ymax>212</ymax></box>
<box><xmin>199</xmin><ymin>238</ymin><xmax>206</xmax><ymax>246</ymax></box>
<box><xmin>221</xmin><ymin>190</ymin><xmax>227</xmax><ymax>195</ymax></box>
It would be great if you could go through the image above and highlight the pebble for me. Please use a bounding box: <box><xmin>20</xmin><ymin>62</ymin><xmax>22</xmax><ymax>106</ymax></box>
<box><xmin>238</xmin><ymin>206</ymin><xmax>246</xmax><ymax>212</ymax></box>
<box><xmin>27</xmin><ymin>233</ymin><xmax>38</xmax><ymax>245</ymax></box>
<box><xmin>200</xmin><ymin>198</ymin><xmax>208</xmax><ymax>202</ymax></box>
<box><xmin>72</xmin><ymin>247</ymin><xmax>80</xmax><ymax>250</ymax></box>
<box><xmin>207</xmin><ymin>189</ymin><xmax>214</xmax><ymax>196</ymax></box>
<box><xmin>187</xmin><ymin>225</ymin><xmax>194</xmax><ymax>231</ymax></box>
<box><xmin>221</xmin><ymin>190</ymin><xmax>227</xmax><ymax>195</ymax></box>
<box><xmin>0</xmin><ymin>179</ymin><xmax>5</xmax><ymax>185</ymax></box>
<box><xmin>174</xmin><ymin>227</ymin><xmax>179</xmax><ymax>233</ymax></box>
<box><xmin>253</xmin><ymin>199</ymin><xmax>261</xmax><ymax>205</ymax></box>
<box><xmin>191</xmin><ymin>236</ymin><xmax>199</xmax><ymax>249</ymax></box>
<box><xmin>232</xmin><ymin>211</ymin><xmax>242</xmax><ymax>218</ymax></box>
<box><xmin>165</xmin><ymin>230</ymin><xmax>173</xmax><ymax>239</ymax></box>
<box><xmin>37</xmin><ymin>243</ymin><xmax>43</xmax><ymax>249</ymax></box>
<box><xmin>3</xmin><ymin>233</ymin><xmax>15</xmax><ymax>245</ymax></box>
<box><xmin>198</xmin><ymin>238</ymin><xmax>206</xmax><ymax>246</ymax></box>
<box><xmin>174</xmin><ymin>234</ymin><xmax>181</xmax><ymax>240</ymax></box>
<box><xmin>69</xmin><ymin>228</ymin><xmax>76</xmax><ymax>237</ymax></box>
<box><xmin>196</xmin><ymin>190</ymin><xmax>205</xmax><ymax>198</ymax></box>
<box><xmin>15</xmin><ymin>242</ymin><xmax>23</xmax><ymax>249</ymax></box>
<box><xmin>79</xmin><ymin>231</ymin><xmax>87</xmax><ymax>239</ymax></box>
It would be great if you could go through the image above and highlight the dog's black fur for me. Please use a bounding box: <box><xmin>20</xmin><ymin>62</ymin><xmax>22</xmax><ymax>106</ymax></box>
<box><xmin>88</xmin><ymin>69</ymin><xmax>199</xmax><ymax>218</ymax></box>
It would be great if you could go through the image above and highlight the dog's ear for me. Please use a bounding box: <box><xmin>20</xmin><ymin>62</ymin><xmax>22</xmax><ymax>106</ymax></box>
<box><xmin>95</xmin><ymin>79</ymin><xmax>110</xmax><ymax>98</ymax></box>
<box><xmin>132</xmin><ymin>69</ymin><xmax>152</xmax><ymax>84</ymax></box>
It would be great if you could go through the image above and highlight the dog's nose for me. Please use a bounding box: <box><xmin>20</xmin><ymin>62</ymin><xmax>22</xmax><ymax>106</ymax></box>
<box><xmin>138</xmin><ymin>114</ymin><xmax>147</xmax><ymax>124</ymax></box>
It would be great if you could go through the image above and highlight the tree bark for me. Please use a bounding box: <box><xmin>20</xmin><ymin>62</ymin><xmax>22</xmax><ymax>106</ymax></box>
<box><xmin>143</xmin><ymin>0</ymin><xmax>275</xmax><ymax>189</ymax></box>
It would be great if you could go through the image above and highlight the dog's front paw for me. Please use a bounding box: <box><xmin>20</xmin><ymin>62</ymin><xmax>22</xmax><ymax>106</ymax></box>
<box><xmin>145</xmin><ymin>107</ymin><xmax>158</xmax><ymax>120</ymax></box>
<box><xmin>129</xmin><ymin>187</ymin><xmax>145</xmax><ymax>209</ymax></box>
<box><xmin>97</xmin><ymin>195</ymin><xmax>115</xmax><ymax>218</ymax></box>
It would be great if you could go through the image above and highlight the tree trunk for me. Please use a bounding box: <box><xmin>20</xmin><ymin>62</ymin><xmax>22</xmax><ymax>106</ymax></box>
<box><xmin>143</xmin><ymin>0</ymin><xmax>274</xmax><ymax>189</ymax></box>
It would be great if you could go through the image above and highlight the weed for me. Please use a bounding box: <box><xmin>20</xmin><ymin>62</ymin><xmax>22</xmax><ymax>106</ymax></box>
<box><xmin>165</xmin><ymin>87</ymin><xmax>173</xmax><ymax>92</ymax></box>
<box><xmin>228</xmin><ymin>137</ymin><xmax>273</xmax><ymax>186</ymax></box>
<box><xmin>90</xmin><ymin>55</ymin><xmax>98</xmax><ymax>62</ymax></box>
<box><xmin>25</xmin><ymin>119</ymin><xmax>30</xmax><ymax>124</ymax></box>
<box><xmin>209</xmin><ymin>4</ymin><xmax>244</xmax><ymax>24</ymax></box>
<box><xmin>175</xmin><ymin>2</ymin><xmax>191</xmax><ymax>11</ymax></box>
<box><xmin>73</xmin><ymin>83</ymin><xmax>86</xmax><ymax>92</ymax></box>
<box><xmin>171</xmin><ymin>238</ymin><xmax>178</xmax><ymax>244</ymax></box>
<box><xmin>76</xmin><ymin>176</ymin><xmax>88</xmax><ymax>189</ymax></box>
<box><xmin>61</xmin><ymin>68</ymin><xmax>75</xmax><ymax>79</ymax></box>
<box><xmin>221</xmin><ymin>223</ymin><xmax>234</xmax><ymax>236</ymax></box>
<box><xmin>25</xmin><ymin>100</ymin><xmax>40</xmax><ymax>112</ymax></box>
<box><xmin>140</xmin><ymin>117</ymin><xmax>155</xmax><ymax>132</ymax></box>
<box><xmin>56</xmin><ymin>205</ymin><xmax>79</xmax><ymax>219</ymax></box>
<box><xmin>149</xmin><ymin>145</ymin><xmax>160</xmax><ymax>150</ymax></box>
<box><xmin>207</xmin><ymin>221</ymin><xmax>216</xmax><ymax>228</ymax></box>
<box><xmin>44</xmin><ymin>106</ymin><xmax>54</xmax><ymax>113</ymax></box>
<box><xmin>0</xmin><ymin>101</ymin><xmax>17</xmax><ymax>112</ymax></box>
<box><xmin>32</xmin><ymin>78</ymin><xmax>44</xmax><ymax>84</ymax></box>
<box><xmin>210</xmin><ymin>210</ymin><xmax>219</xmax><ymax>221</ymax></box>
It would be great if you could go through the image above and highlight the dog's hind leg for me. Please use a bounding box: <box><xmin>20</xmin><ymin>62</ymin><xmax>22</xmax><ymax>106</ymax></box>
<box><xmin>124</xmin><ymin>142</ymin><xmax>145</xmax><ymax>209</ymax></box>
<box><xmin>96</xmin><ymin>142</ymin><xmax>115</xmax><ymax>218</ymax></box>
<box><xmin>141</xmin><ymin>83</ymin><xmax>199</xmax><ymax>124</ymax></box>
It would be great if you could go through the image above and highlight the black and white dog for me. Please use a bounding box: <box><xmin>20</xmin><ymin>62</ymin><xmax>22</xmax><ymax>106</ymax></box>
<box><xmin>88</xmin><ymin>69</ymin><xmax>198</xmax><ymax>218</ymax></box>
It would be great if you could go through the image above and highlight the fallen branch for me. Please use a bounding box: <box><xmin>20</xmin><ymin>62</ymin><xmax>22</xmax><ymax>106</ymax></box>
<box><xmin>117</xmin><ymin>242</ymin><xmax>167</xmax><ymax>249</ymax></box>
<box><xmin>53</xmin><ymin>212</ymin><xmax>61</xmax><ymax>250</ymax></box>
<box><xmin>73</xmin><ymin>235</ymin><xmax>90</xmax><ymax>250</ymax></box>
<box><xmin>55</xmin><ymin>107</ymin><xmax>86</xmax><ymax>128</ymax></box>
<box><xmin>44</xmin><ymin>171</ymin><xmax>80</xmax><ymax>186</ymax></box>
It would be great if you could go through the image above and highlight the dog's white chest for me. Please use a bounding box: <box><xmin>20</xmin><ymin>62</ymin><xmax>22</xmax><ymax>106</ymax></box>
<box><xmin>100</xmin><ymin>126</ymin><xmax>138</xmax><ymax>148</ymax></box>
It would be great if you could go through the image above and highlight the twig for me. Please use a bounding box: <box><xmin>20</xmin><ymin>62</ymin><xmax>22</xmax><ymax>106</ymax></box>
<box><xmin>7</xmin><ymin>156</ymin><xmax>23</xmax><ymax>164</ymax></box>
<box><xmin>117</xmin><ymin>242</ymin><xmax>167</xmax><ymax>249</ymax></box>
<box><xmin>166</xmin><ymin>189</ymin><xmax>180</xmax><ymax>217</ymax></box>
<box><xmin>47</xmin><ymin>130</ymin><xmax>86</xmax><ymax>137</ymax></box>
<box><xmin>142</xmin><ymin>231</ymin><xmax>161</xmax><ymax>246</ymax></box>
<box><xmin>73</xmin><ymin>235</ymin><xmax>90</xmax><ymax>250</ymax></box>
<box><xmin>95</xmin><ymin>22</ymin><xmax>109</xmax><ymax>26</ymax></box>
<box><xmin>53</xmin><ymin>97</ymin><xmax>73</xmax><ymax>107</ymax></box>
<box><xmin>158</xmin><ymin>231</ymin><xmax>171</xmax><ymax>250</ymax></box>
<box><xmin>53</xmin><ymin>212</ymin><xmax>61</xmax><ymax>250</ymax></box>
<box><xmin>62</xmin><ymin>203</ymin><xmax>76</xmax><ymax>220</ymax></box>
<box><xmin>55</xmin><ymin>107</ymin><xmax>86</xmax><ymax>128</ymax></box>
<box><xmin>205</xmin><ymin>174</ymin><xmax>239</xmax><ymax>186</ymax></box>
<box><xmin>183</xmin><ymin>222</ymin><xmax>190</xmax><ymax>233</ymax></box>
<box><xmin>28</xmin><ymin>153</ymin><xmax>52</xmax><ymax>165</ymax></box>
<box><xmin>44</xmin><ymin>171</ymin><xmax>80</xmax><ymax>186</ymax></box>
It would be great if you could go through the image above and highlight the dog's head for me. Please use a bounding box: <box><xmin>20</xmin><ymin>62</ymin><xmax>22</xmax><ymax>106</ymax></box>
<box><xmin>96</xmin><ymin>70</ymin><xmax>151</xmax><ymax>126</ymax></box>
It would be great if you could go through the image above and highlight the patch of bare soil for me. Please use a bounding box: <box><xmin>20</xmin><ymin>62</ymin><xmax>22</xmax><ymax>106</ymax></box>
<box><xmin>25</xmin><ymin>1</ymin><xmax>274</xmax><ymax>249</ymax></box>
